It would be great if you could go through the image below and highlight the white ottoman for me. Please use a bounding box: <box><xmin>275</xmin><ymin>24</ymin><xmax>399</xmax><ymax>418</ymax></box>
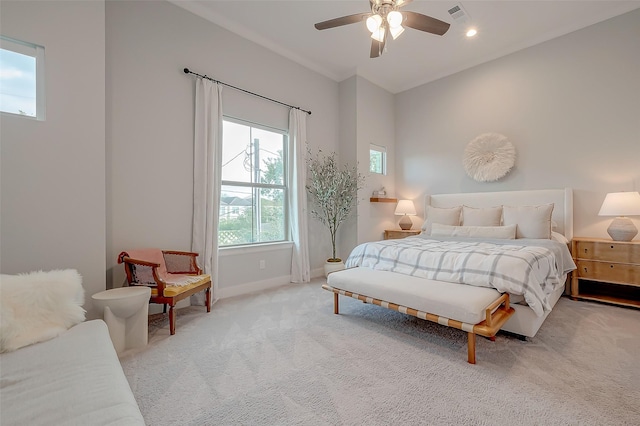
<box><xmin>91</xmin><ymin>286</ymin><xmax>151</xmax><ymax>355</ymax></box>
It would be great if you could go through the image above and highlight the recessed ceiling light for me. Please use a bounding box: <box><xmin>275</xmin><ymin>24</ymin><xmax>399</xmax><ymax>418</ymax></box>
<box><xmin>466</xmin><ymin>28</ymin><xmax>478</xmax><ymax>37</ymax></box>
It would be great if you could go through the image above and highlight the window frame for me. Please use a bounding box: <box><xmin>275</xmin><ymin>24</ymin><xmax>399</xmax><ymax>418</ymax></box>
<box><xmin>219</xmin><ymin>116</ymin><xmax>289</xmax><ymax>248</ymax></box>
<box><xmin>370</xmin><ymin>143</ymin><xmax>387</xmax><ymax>175</ymax></box>
<box><xmin>0</xmin><ymin>35</ymin><xmax>45</xmax><ymax>120</ymax></box>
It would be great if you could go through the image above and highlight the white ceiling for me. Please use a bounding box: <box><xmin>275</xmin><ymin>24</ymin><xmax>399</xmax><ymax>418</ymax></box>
<box><xmin>172</xmin><ymin>1</ymin><xmax>640</xmax><ymax>94</ymax></box>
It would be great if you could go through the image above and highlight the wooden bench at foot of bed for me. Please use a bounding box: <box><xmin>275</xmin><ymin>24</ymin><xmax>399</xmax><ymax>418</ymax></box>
<box><xmin>322</xmin><ymin>270</ymin><xmax>515</xmax><ymax>364</ymax></box>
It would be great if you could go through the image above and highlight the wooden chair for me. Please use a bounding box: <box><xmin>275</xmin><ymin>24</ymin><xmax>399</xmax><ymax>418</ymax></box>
<box><xmin>117</xmin><ymin>249</ymin><xmax>211</xmax><ymax>335</ymax></box>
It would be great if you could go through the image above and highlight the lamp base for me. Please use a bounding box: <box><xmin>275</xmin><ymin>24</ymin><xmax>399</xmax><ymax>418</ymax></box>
<box><xmin>399</xmin><ymin>215</ymin><xmax>413</xmax><ymax>230</ymax></box>
<box><xmin>607</xmin><ymin>217</ymin><xmax>638</xmax><ymax>241</ymax></box>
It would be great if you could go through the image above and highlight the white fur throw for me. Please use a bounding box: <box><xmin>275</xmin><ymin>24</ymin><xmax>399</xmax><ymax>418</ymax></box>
<box><xmin>0</xmin><ymin>269</ymin><xmax>85</xmax><ymax>353</ymax></box>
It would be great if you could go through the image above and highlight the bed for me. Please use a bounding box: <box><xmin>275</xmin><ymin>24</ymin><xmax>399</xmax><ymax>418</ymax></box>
<box><xmin>323</xmin><ymin>188</ymin><xmax>576</xmax><ymax>363</ymax></box>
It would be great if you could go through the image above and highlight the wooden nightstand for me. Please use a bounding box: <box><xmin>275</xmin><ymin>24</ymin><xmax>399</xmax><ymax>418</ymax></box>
<box><xmin>571</xmin><ymin>237</ymin><xmax>640</xmax><ymax>309</ymax></box>
<box><xmin>384</xmin><ymin>229</ymin><xmax>421</xmax><ymax>240</ymax></box>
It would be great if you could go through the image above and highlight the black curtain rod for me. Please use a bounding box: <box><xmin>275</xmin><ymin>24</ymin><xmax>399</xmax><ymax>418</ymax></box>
<box><xmin>183</xmin><ymin>68</ymin><xmax>311</xmax><ymax>116</ymax></box>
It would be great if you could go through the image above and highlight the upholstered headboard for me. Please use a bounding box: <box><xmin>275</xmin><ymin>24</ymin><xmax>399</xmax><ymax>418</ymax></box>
<box><xmin>424</xmin><ymin>188</ymin><xmax>573</xmax><ymax>241</ymax></box>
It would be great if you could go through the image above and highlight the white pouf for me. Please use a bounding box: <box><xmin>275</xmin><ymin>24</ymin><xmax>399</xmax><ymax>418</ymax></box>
<box><xmin>91</xmin><ymin>286</ymin><xmax>151</xmax><ymax>355</ymax></box>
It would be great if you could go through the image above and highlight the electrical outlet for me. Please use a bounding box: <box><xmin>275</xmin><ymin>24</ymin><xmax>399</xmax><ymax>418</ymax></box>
<box><xmin>259</xmin><ymin>260</ymin><xmax>266</xmax><ymax>269</ymax></box>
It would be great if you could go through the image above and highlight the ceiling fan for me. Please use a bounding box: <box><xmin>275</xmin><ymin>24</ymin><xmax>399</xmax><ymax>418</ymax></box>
<box><xmin>314</xmin><ymin>0</ymin><xmax>450</xmax><ymax>58</ymax></box>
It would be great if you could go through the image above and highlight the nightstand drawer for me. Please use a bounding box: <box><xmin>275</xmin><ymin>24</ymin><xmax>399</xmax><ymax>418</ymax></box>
<box><xmin>575</xmin><ymin>260</ymin><xmax>640</xmax><ymax>286</ymax></box>
<box><xmin>574</xmin><ymin>240</ymin><xmax>640</xmax><ymax>263</ymax></box>
<box><xmin>384</xmin><ymin>229</ymin><xmax>421</xmax><ymax>240</ymax></box>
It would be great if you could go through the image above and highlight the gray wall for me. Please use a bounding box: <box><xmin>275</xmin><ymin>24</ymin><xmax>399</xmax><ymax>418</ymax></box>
<box><xmin>106</xmin><ymin>0</ymin><xmax>341</xmax><ymax>293</ymax></box>
<box><xmin>395</xmin><ymin>9</ymin><xmax>640</xmax><ymax>240</ymax></box>
<box><xmin>0</xmin><ymin>1</ymin><xmax>106</xmax><ymax>318</ymax></box>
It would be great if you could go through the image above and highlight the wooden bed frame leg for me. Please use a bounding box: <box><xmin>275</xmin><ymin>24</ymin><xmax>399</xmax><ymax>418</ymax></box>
<box><xmin>489</xmin><ymin>335</ymin><xmax>496</xmax><ymax>342</ymax></box>
<box><xmin>334</xmin><ymin>292</ymin><xmax>339</xmax><ymax>314</ymax></box>
<box><xmin>467</xmin><ymin>332</ymin><xmax>476</xmax><ymax>364</ymax></box>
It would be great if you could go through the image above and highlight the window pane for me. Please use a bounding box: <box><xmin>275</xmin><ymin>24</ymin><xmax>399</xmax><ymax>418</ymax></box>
<box><xmin>222</xmin><ymin>120</ymin><xmax>286</xmax><ymax>185</ymax></box>
<box><xmin>219</xmin><ymin>185</ymin><xmax>285</xmax><ymax>246</ymax></box>
<box><xmin>221</xmin><ymin>121</ymin><xmax>252</xmax><ymax>183</ymax></box>
<box><xmin>253</xmin><ymin>128</ymin><xmax>285</xmax><ymax>186</ymax></box>
<box><xmin>258</xmin><ymin>187</ymin><xmax>285</xmax><ymax>242</ymax></box>
<box><xmin>370</xmin><ymin>144</ymin><xmax>386</xmax><ymax>175</ymax></box>
<box><xmin>0</xmin><ymin>47</ymin><xmax>36</xmax><ymax>117</ymax></box>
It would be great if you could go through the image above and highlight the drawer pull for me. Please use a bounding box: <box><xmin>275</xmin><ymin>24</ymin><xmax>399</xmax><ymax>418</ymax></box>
<box><xmin>610</xmin><ymin>245</ymin><xmax>614</xmax><ymax>249</ymax></box>
<box><xmin>610</xmin><ymin>264</ymin><xmax>614</xmax><ymax>268</ymax></box>
<box><xmin>583</xmin><ymin>267</ymin><xmax>588</xmax><ymax>273</ymax></box>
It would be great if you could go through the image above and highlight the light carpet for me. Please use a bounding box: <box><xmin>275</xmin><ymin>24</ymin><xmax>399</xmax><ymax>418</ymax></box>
<box><xmin>120</xmin><ymin>278</ymin><xmax>640</xmax><ymax>425</ymax></box>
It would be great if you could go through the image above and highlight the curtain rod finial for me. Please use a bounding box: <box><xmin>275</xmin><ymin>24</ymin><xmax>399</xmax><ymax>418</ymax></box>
<box><xmin>184</xmin><ymin>68</ymin><xmax>190</xmax><ymax>74</ymax></box>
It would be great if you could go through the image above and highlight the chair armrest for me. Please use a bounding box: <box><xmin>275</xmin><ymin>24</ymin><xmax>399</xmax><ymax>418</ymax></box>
<box><xmin>162</xmin><ymin>250</ymin><xmax>203</xmax><ymax>274</ymax></box>
<box><xmin>119</xmin><ymin>255</ymin><xmax>167</xmax><ymax>294</ymax></box>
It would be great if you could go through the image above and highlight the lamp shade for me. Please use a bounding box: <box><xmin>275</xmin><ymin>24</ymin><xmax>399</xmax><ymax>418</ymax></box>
<box><xmin>598</xmin><ymin>192</ymin><xmax>640</xmax><ymax>216</ymax></box>
<box><xmin>395</xmin><ymin>200</ymin><xmax>416</xmax><ymax>216</ymax></box>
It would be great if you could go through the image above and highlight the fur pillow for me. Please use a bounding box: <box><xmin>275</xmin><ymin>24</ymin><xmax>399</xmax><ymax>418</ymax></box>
<box><xmin>0</xmin><ymin>269</ymin><xmax>85</xmax><ymax>353</ymax></box>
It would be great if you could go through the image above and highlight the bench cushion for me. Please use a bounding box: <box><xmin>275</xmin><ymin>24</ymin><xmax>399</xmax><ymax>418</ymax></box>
<box><xmin>327</xmin><ymin>267</ymin><xmax>501</xmax><ymax>324</ymax></box>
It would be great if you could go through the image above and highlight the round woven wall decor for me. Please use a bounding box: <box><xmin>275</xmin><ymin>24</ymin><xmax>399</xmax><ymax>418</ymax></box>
<box><xmin>463</xmin><ymin>133</ymin><xmax>516</xmax><ymax>182</ymax></box>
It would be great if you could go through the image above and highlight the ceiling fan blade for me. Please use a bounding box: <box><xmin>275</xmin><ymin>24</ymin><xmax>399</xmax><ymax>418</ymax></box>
<box><xmin>403</xmin><ymin>11</ymin><xmax>450</xmax><ymax>36</ymax></box>
<box><xmin>396</xmin><ymin>0</ymin><xmax>413</xmax><ymax>8</ymax></box>
<box><xmin>370</xmin><ymin>39</ymin><xmax>381</xmax><ymax>58</ymax></box>
<box><xmin>315</xmin><ymin>12</ymin><xmax>370</xmax><ymax>30</ymax></box>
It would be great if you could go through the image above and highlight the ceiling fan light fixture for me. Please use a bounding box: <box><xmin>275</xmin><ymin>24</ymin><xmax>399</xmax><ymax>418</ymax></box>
<box><xmin>371</xmin><ymin>27</ymin><xmax>386</xmax><ymax>42</ymax></box>
<box><xmin>390</xmin><ymin>25</ymin><xmax>405</xmax><ymax>40</ymax></box>
<box><xmin>387</xmin><ymin>10</ymin><xmax>403</xmax><ymax>28</ymax></box>
<box><xmin>366</xmin><ymin>14</ymin><xmax>383</xmax><ymax>33</ymax></box>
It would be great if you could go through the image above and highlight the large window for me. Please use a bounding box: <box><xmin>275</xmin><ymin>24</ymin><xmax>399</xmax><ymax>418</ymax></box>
<box><xmin>0</xmin><ymin>35</ymin><xmax>45</xmax><ymax>120</ymax></box>
<box><xmin>219</xmin><ymin>118</ymin><xmax>288</xmax><ymax>247</ymax></box>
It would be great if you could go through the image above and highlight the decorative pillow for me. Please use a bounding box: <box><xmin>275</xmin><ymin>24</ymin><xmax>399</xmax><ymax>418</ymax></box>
<box><xmin>0</xmin><ymin>269</ymin><xmax>85</xmax><ymax>353</ymax></box>
<box><xmin>462</xmin><ymin>205</ymin><xmax>503</xmax><ymax>226</ymax></box>
<box><xmin>431</xmin><ymin>223</ymin><xmax>517</xmax><ymax>239</ymax></box>
<box><xmin>502</xmin><ymin>204</ymin><xmax>554</xmax><ymax>239</ymax></box>
<box><xmin>421</xmin><ymin>205</ymin><xmax>462</xmax><ymax>235</ymax></box>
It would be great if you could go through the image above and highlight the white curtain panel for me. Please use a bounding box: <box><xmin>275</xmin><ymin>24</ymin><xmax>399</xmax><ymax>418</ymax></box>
<box><xmin>288</xmin><ymin>109</ymin><xmax>311</xmax><ymax>283</ymax></box>
<box><xmin>192</xmin><ymin>78</ymin><xmax>222</xmax><ymax>303</ymax></box>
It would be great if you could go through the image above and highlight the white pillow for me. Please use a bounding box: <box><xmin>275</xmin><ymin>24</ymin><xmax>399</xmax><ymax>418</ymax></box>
<box><xmin>431</xmin><ymin>223</ymin><xmax>517</xmax><ymax>239</ymax></box>
<box><xmin>0</xmin><ymin>269</ymin><xmax>85</xmax><ymax>353</ymax></box>
<box><xmin>502</xmin><ymin>204</ymin><xmax>554</xmax><ymax>239</ymax></box>
<box><xmin>462</xmin><ymin>205</ymin><xmax>503</xmax><ymax>226</ymax></box>
<box><xmin>551</xmin><ymin>231</ymin><xmax>569</xmax><ymax>245</ymax></box>
<box><xmin>421</xmin><ymin>205</ymin><xmax>462</xmax><ymax>235</ymax></box>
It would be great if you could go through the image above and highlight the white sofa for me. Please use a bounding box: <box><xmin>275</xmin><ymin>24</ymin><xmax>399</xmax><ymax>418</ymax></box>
<box><xmin>0</xmin><ymin>319</ymin><xmax>145</xmax><ymax>425</ymax></box>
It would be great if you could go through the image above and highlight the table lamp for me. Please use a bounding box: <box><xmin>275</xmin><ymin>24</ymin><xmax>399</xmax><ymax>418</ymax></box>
<box><xmin>598</xmin><ymin>191</ymin><xmax>640</xmax><ymax>241</ymax></box>
<box><xmin>395</xmin><ymin>199</ymin><xmax>416</xmax><ymax>230</ymax></box>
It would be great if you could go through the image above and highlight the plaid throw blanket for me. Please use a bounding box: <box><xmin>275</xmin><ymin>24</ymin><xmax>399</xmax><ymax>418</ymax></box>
<box><xmin>345</xmin><ymin>236</ymin><xmax>576</xmax><ymax>317</ymax></box>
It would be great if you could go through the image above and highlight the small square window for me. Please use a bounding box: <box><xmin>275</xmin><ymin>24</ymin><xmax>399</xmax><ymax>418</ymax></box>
<box><xmin>370</xmin><ymin>144</ymin><xmax>386</xmax><ymax>175</ymax></box>
<box><xmin>0</xmin><ymin>35</ymin><xmax>45</xmax><ymax>120</ymax></box>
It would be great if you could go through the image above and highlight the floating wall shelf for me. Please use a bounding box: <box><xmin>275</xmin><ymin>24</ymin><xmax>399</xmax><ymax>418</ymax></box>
<box><xmin>370</xmin><ymin>197</ymin><xmax>398</xmax><ymax>203</ymax></box>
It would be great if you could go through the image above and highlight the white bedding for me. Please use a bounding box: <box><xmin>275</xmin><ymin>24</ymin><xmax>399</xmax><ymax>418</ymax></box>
<box><xmin>0</xmin><ymin>320</ymin><xmax>145</xmax><ymax>426</ymax></box>
<box><xmin>346</xmin><ymin>236</ymin><xmax>576</xmax><ymax>317</ymax></box>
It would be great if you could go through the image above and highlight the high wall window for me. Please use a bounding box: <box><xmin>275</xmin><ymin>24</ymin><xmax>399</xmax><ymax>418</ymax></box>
<box><xmin>370</xmin><ymin>144</ymin><xmax>386</xmax><ymax>175</ymax></box>
<box><xmin>0</xmin><ymin>35</ymin><xmax>45</xmax><ymax>120</ymax></box>
<box><xmin>219</xmin><ymin>118</ymin><xmax>288</xmax><ymax>247</ymax></box>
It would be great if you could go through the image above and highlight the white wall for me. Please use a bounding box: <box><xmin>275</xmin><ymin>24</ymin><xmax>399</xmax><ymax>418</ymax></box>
<box><xmin>106</xmin><ymin>0</ymin><xmax>341</xmax><ymax>293</ymax></box>
<box><xmin>0</xmin><ymin>1</ymin><xmax>106</xmax><ymax>318</ymax></box>
<box><xmin>355</xmin><ymin>77</ymin><xmax>397</xmax><ymax>242</ymax></box>
<box><xmin>395</xmin><ymin>9</ymin><xmax>640</xmax><ymax>240</ymax></box>
<box><xmin>337</xmin><ymin>75</ymin><xmax>396</xmax><ymax>262</ymax></box>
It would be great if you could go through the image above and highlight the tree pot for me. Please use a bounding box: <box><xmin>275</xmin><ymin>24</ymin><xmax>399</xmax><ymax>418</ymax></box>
<box><xmin>324</xmin><ymin>258</ymin><xmax>345</xmax><ymax>277</ymax></box>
